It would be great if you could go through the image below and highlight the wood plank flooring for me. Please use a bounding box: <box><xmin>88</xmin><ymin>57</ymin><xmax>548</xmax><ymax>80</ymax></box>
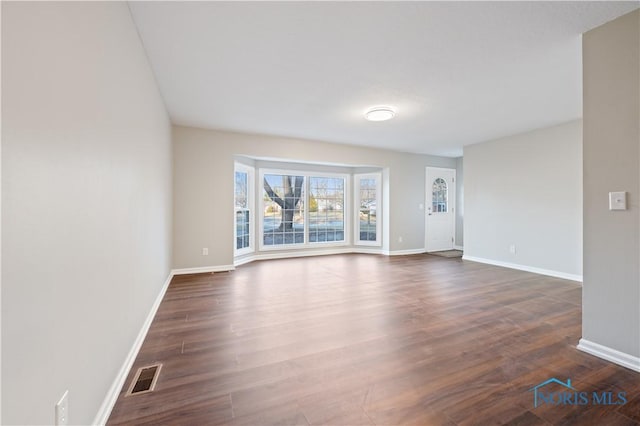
<box><xmin>107</xmin><ymin>254</ymin><xmax>640</xmax><ymax>425</ymax></box>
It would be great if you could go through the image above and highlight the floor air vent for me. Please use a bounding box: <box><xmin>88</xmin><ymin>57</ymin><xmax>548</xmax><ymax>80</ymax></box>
<box><xmin>126</xmin><ymin>363</ymin><xmax>162</xmax><ymax>396</ymax></box>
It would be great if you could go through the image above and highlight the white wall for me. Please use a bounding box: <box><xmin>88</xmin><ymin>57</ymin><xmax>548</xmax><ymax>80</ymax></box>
<box><xmin>455</xmin><ymin>156</ymin><xmax>464</xmax><ymax>247</ymax></box>
<box><xmin>173</xmin><ymin>126</ymin><xmax>456</xmax><ymax>269</ymax></box>
<box><xmin>0</xmin><ymin>3</ymin><xmax>3</xmax><ymax>421</ymax></box>
<box><xmin>581</xmin><ymin>10</ymin><xmax>640</xmax><ymax>362</ymax></box>
<box><xmin>2</xmin><ymin>2</ymin><xmax>172</xmax><ymax>424</ymax></box>
<box><xmin>463</xmin><ymin>120</ymin><xmax>583</xmax><ymax>280</ymax></box>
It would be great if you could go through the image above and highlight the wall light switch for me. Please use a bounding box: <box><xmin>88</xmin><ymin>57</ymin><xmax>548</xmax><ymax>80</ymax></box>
<box><xmin>609</xmin><ymin>192</ymin><xmax>627</xmax><ymax>210</ymax></box>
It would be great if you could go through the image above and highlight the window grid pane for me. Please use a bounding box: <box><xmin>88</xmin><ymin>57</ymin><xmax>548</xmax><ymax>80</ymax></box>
<box><xmin>235</xmin><ymin>171</ymin><xmax>250</xmax><ymax>250</ymax></box>
<box><xmin>309</xmin><ymin>177</ymin><xmax>345</xmax><ymax>243</ymax></box>
<box><xmin>358</xmin><ymin>178</ymin><xmax>377</xmax><ymax>241</ymax></box>
<box><xmin>263</xmin><ymin>174</ymin><xmax>305</xmax><ymax>246</ymax></box>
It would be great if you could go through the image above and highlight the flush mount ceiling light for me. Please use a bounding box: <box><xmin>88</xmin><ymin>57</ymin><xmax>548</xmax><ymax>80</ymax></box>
<box><xmin>364</xmin><ymin>106</ymin><xmax>396</xmax><ymax>122</ymax></box>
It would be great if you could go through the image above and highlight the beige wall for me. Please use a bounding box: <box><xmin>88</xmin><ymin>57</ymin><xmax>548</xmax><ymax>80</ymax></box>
<box><xmin>173</xmin><ymin>126</ymin><xmax>457</xmax><ymax>269</ymax></box>
<box><xmin>2</xmin><ymin>2</ymin><xmax>172</xmax><ymax>424</ymax></box>
<box><xmin>464</xmin><ymin>120</ymin><xmax>583</xmax><ymax>279</ymax></box>
<box><xmin>582</xmin><ymin>10</ymin><xmax>640</xmax><ymax>359</ymax></box>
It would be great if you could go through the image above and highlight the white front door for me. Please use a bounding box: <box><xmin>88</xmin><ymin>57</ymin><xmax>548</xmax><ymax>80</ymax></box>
<box><xmin>425</xmin><ymin>167</ymin><xmax>456</xmax><ymax>252</ymax></box>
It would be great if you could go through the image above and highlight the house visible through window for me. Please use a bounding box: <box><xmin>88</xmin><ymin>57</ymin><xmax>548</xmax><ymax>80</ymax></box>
<box><xmin>309</xmin><ymin>176</ymin><xmax>345</xmax><ymax>243</ymax></box>
<box><xmin>355</xmin><ymin>173</ymin><xmax>381</xmax><ymax>246</ymax></box>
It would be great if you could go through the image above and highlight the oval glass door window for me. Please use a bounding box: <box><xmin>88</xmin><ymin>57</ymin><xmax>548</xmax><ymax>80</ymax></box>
<box><xmin>432</xmin><ymin>178</ymin><xmax>448</xmax><ymax>213</ymax></box>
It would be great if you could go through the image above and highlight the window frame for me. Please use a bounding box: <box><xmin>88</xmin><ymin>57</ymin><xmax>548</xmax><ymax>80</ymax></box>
<box><xmin>307</xmin><ymin>173</ymin><xmax>349</xmax><ymax>247</ymax></box>
<box><xmin>432</xmin><ymin>177</ymin><xmax>448</xmax><ymax>213</ymax></box>
<box><xmin>260</xmin><ymin>169</ymin><xmax>307</xmax><ymax>250</ymax></box>
<box><xmin>354</xmin><ymin>173</ymin><xmax>382</xmax><ymax>247</ymax></box>
<box><xmin>234</xmin><ymin>162</ymin><xmax>255</xmax><ymax>257</ymax></box>
<box><xmin>258</xmin><ymin>168</ymin><xmax>350</xmax><ymax>251</ymax></box>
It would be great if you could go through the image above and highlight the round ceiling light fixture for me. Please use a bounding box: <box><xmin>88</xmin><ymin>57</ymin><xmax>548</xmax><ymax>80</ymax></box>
<box><xmin>364</xmin><ymin>106</ymin><xmax>396</xmax><ymax>122</ymax></box>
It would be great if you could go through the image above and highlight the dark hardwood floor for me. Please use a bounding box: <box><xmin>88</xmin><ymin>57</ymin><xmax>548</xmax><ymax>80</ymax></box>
<box><xmin>107</xmin><ymin>254</ymin><xmax>640</xmax><ymax>425</ymax></box>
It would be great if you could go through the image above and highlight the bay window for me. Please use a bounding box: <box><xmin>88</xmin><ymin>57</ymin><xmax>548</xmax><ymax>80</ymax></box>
<box><xmin>236</xmin><ymin>163</ymin><xmax>382</xmax><ymax>257</ymax></box>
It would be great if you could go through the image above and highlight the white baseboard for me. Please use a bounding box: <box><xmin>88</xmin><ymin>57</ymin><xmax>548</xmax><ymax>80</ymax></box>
<box><xmin>233</xmin><ymin>246</ymin><xmax>434</xmax><ymax>266</ymax></box>
<box><xmin>461</xmin><ymin>255</ymin><xmax>582</xmax><ymax>282</ymax></box>
<box><xmin>171</xmin><ymin>264</ymin><xmax>235</xmax><ymax>275</ymax></box>
<box><xmin>233</xmin><ymin>255</ymin><xmax>256</xmax><ymax>267</ymax></box>
<box><xmin>454</xmin><ymin>245</ymin><xmax>464</xmax><ymax>251</ymax></box>
<box><xmin>577</xmin><ymin>339</ymin><xmax>640</xmax><ymax>372</ymax></box>
<box><xmin>387</xmin><ymin>248</ymin><xmax>427</xmax><ymax>256</ymax></box>
<box><xmin>234</xmin><ymin>247</ymin><xmax>388</xmax><ymax>266</ymax></box>
<box><xmin>92</xmin><ymin>271</ymin><xmax>174</xmax><ymax>425</ymax></box>
<box><xmin>257</xmin><ymin>247</ymin><xmax>353</xmax><ymax>260</ymax></box>
<box><xmin>352</xmin><ymin>247</ymin><xmax>384</xmax><ymax>255</ymax></box>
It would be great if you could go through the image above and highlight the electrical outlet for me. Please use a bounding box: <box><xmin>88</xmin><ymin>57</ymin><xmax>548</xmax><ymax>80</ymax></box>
<box><xmin>398</xmin><ymin>236</ymin><xmax>403</xmax><ymax>243</ymax></box>
<box><xmin>202</xmin><ymin>248</ymin><xmax>209</xmax><ymax>256</ymax></box>
<box><xmin>55</xmin><ymin>390</ymin><xmax>69</xmax><ymax>426</ymax></box>
<box><xmin>609</xmin><ymin>191</ymin><xmax>627</xmax><ymax>210</ymax></box>
<box><xmin>509</xmin><ymin>244</ymin><xmax>517</xmax><ymax>255</ymax></box>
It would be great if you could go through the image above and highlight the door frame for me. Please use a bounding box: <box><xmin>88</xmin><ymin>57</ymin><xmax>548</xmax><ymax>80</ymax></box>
<box><xmin>425</xmin><ymin>167</ymin><xmax>457</xmax><ymax>252</ymax></box>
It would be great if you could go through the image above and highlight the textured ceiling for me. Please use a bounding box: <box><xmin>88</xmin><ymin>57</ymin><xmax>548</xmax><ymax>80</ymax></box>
<box><xmin>129</xmin><ymin>1</ymin><xmax>639</xmax><ymax>157</ymax></box>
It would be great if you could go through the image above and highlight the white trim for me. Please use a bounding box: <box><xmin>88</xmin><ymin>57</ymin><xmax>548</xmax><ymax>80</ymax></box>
<box><xmin>92</xmin><ymin>272</ymin><xmax>174</xmax><ymax>426</ymax></box>
<box><xmin>234</xmin><ymin>162</ymin><xmax>255</xmax><ymax>257</ymax></box>
<box><xmin>387</xmin><ymin>248</ymin><xmax>426</xmax><ymax>256</ymax></box>
<box><xmin>354</xmin><ymin>172</ymin><xmax>382</xmax><ymax>247</ymax></box>
<box><xmin>235</xmin><ymin>248</ymin><xmax>353</xmax><ymax>266</ymax></box>
<box><xmin>461</xmin><ymin>255</ymin><xmax>583</xmax><ymax>282</ymax></box>
<box><xmin>234</xmin><ymin>247</ymin><xmax>389</xmax><ymax>266</ymax></box>
<box><xmin>259</xmin><ymin>241</ymin><xmax>350</xmax><ymax>252</ymax></box>
<box><xmin>352</xmin><ymin>247</ymin><xmax>384</xmax><ymax>255</ymax></box>
<box><xmin>425</xmin><ymin>167</ymin><xmax>457</xmax><ymax>252</ymax></box>
<box><xmin>233</xmin><ymin>255</ymin><xmax>257</xmax><ymax>267</ymax></box>
<box><xmin>577</xmin><ymin>339</ymin><xmax>640</xmax><ymax>372</ymax></box>
<box><xmin>454</xmin><ymin>245</ymin><xmax>464</xmax><ymax>251</ymax></box>
<box><xmin>171</xmin><ymin>265</ymin><xmax>235</xmax><ymax>275</ymax></box>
